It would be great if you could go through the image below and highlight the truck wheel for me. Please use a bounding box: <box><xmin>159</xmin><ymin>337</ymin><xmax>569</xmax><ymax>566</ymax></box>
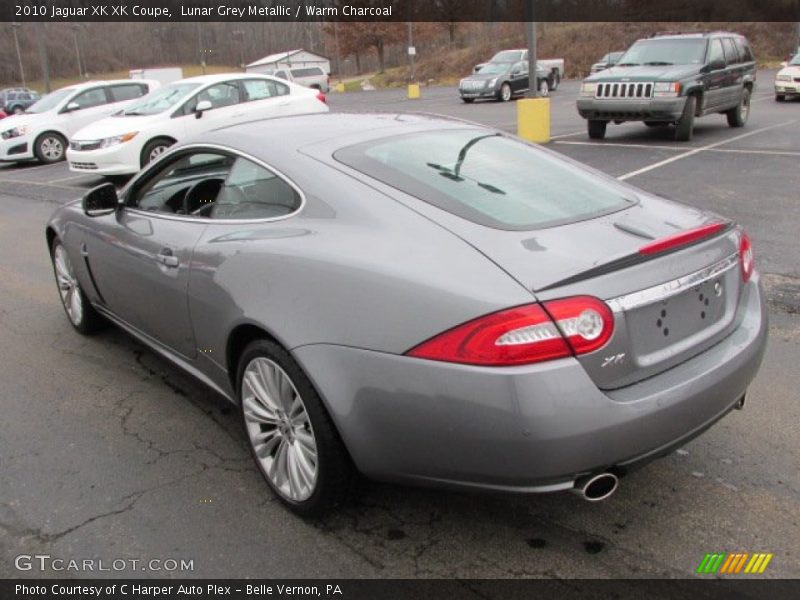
<box><xmin>727</xmin><ymin>87</ymin><xmax>751</xmax><ymax>127</ymax></box>
<box><xmin>12</xmin><ymin>105</ymin><xmax>24</xmax><ymax>114</ymax></box>
<box><xmin>587</xmin><ymin>120</ymin><xmax>607</xmax><ymax>140</ymax></box>
<box><xmin>498</xmin><ymin>83</ymin><xmax>512</xmax><ymax>102</ymax></box>
<box><xmin>538</xmin><ymin>79</ymin><xmax>550</xmax><ymax>97</ymax></box>
<box><xmin>674</xmin><ymin>95</ymin><xmax>696</xmax><ymax>141</ymax></box>
<box><xmin>549</xmin><ymin>71</ymin><xmax>560</xmax><ymax>91</ymax></box>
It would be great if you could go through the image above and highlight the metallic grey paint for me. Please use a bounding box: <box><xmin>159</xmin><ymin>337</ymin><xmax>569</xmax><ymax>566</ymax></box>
<box><xmin>46</xmin><ymin>113</ymin><xmax>768</xmax><ymax>495</ymax></box>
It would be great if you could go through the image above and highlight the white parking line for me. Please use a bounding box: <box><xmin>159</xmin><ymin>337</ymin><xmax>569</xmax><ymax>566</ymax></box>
<box><xmin>617</xmin><ymin>120</ymin><xmax>797</xmax><ymax>180</ymax></box>
<box><xmin>550</xmin><ymin>130</ymin><xmax>586</xmax><ymax>140</ymax></box>
<box><xmin>0</xmin><ymin>178</ymin><xmax>79</xmax><ymax>190</ymax></box>
<box><xmin>47</xmin><ymin>173</ymin><xmax>98</xmax><ymax>184</ymax></box>
<box><xmin>557</xmin><ymin>140</ymin><xmax>685</xmax><ymax>151</ymax></box>
<box><xmin>0</xmin><ymin>162</ymin><xmax>65</xmax><ymax>174</ymax></box>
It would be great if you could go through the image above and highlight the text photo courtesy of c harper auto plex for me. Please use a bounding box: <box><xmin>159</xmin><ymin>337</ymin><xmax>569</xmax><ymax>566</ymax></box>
<box><xmin>0</xmin><ymin>1</ymin><xmax>799</xmax><ymax>599</ymax></box>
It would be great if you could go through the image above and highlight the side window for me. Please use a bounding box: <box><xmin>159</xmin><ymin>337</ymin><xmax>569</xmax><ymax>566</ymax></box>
<box><xmin>290</xmin><ymin>67</ymin><xmax>323</xmax><ymax>78</ymax></box>
<box><xmin>735</xmin><ymin>39</ymin><xmax>754</xmax><ymax>62</ymax></box>
<box><xmin>110</xmin><ymin>84</ymin><xmax>147</xmax><ymax>102</ymax></box>
<box><xmin>129</xmin><ymin>152</ymin><xmax>235</xmax><ymax>216</ymax></box>
<box><xmin>69</xmin><ymin>88</ymin><xmax>108</xmax><ymax>110</ymax></box>
<box><xmin>512</xmin><ymin>61</ymin><xmax>525</xmax><ymax>74</ymax></box>
<box><xmin>211</xmin><ymin>157</ymin><xmax>301</xmax><ymax>220</ymax></box>
<box><xmin>721</xmin><ymin>38</ymin><xmax>739</xmax><ymax>65</ymax></box>
<box><xmin>274</xmin><ymin>70</ymin><xmax>289</xmax><ymax>80</ymax></box>
<box><xmin>707</xmin><ymin>39</ymin><xmax>725</xmax><ymax>67</ymax></box>
<box><xmin>193</xmin><ymin>81</ymin><xmax>241</xmax><ymax>110</ymax></box>
<box><xmin>242</xmin><ymin>79</ymin><xmax>290</xmax><ymax>101</ymax></box>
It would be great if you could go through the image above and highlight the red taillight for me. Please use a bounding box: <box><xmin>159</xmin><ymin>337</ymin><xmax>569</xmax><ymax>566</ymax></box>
<box><xmin>405</xmin><ymin>296</ymin><xmax>614</xmax><ymax>366</ymax></box>
<box><xmin>638</xmin><ymin>222</ymin><xmax>726</xmax><ymax>256</ymax></box>
<box><xmin>739</xmin><ymin>230</ymin><xmax>754</xmax><ymax>282</ymax></box>
<box><xmin>316</xmin><ymin>91</ymin><xmax>327</xmax><ymax>104</ymax></box>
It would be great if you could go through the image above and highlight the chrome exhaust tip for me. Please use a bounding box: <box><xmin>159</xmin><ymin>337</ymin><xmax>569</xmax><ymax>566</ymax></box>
<box><xmin>572</xmin><ymin>472</ymin><xmax>619</xmax><ymax>502</ymax></box>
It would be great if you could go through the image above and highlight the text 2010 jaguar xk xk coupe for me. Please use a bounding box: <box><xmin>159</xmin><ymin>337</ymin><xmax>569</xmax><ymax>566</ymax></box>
<box><xmin>47</xmin><ymin>113</ymin><xmax>767</xmax><ymax>515</ymax></box>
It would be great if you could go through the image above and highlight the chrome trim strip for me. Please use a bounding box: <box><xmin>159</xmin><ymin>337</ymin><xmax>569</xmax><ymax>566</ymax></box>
<box><xmin>607</xmin><ymin>253</ymin><xmax>738</xmax><ymax>313</ymax></box>
<box><xmin>120</xmin><ymin>142</ymin><xmax>307</xmax><ymax>225</ymax></box>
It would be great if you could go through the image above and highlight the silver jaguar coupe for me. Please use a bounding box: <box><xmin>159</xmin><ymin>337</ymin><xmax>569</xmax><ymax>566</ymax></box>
<box><xmin>47</xmin><ymin>113</ymin><xmax>767</xmax><ymax>516</ymax></box>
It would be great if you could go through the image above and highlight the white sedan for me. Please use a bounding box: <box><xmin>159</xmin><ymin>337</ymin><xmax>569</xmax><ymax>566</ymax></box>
<box><xmin>67</xmin><ymin>73</ymin><xmax>329</xmax><ymax>176</ymax></box>
<box><xmin>0</xmin><ymin>79</ymin><xmax>158</xmax><ymax>164</ymax></box>
<box><xmin>775</xmin><ymin>53</ymin><xmax>800</xmax><ymax>101</ymax></box>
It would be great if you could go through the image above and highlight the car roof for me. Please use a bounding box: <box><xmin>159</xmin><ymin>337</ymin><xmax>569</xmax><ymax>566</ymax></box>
<box><xmin>203</xmin><ymin>113</ymin><xmax>479</xmax><ymax>155</ymax></box>
<box><xmin>176</xmin><ymin>73</ymin><xmax>278</xmax><ymax>85</ymax></box>
<box><xmin>650</xmin><ymin>31</ymin><xmax>746</xmax><ymax>40</ymax></box>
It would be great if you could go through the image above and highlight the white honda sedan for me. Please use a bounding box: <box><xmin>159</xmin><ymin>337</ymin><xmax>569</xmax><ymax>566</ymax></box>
<box><xmin>0</xmin><ymin>79</ymin><xmax>158</xmax><ymax>164</ymax></box>
<box><xmin>67</xmin><ymin>73</ymin><xmax>329</xmax><ymax>176</ymax></box>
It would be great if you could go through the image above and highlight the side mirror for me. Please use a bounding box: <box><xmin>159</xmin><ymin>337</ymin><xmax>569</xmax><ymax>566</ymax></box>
<box><xmin>194</xmin><ymin>99</ymin><xmax>212</xmax><ymax>119</ymax></box>
<box><xmin>65</xmin><ymin>102</ymin><xmax>80</xmax><ymax>112</ymax></box>
<box><xmin>82</xmin><ymin>182</ymin><xmax>119</xmax><ymax>216</ymax></box>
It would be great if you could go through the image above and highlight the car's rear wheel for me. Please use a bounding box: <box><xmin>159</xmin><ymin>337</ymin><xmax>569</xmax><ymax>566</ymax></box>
<box><xmin>461</xmin><ymin>97</ymin><xmax>475</xmax><ymax>103</ymax></box>
<box><xmin>549</xmin><ymin>71</ymin><xmax>560</xmax><ymax>91</ymax></box>
<box><xmin>12</xmin><ymin>105</ymin><xmax>23</xmax><ymax>114</ymax></box>
<box><xmin>587</xmin><ymin>120</ymin><xmax>607</xmax><ymax>139</ymax></box>
<box><xmin>34</xmin><ymin>132</ymin><xmax>67</xmax><ymax>163</ymax></box>
<box><xmin>499</xmin><ymin>83</ymin><xmax>512</xmax><ymax>102</ymax></box>
<box><xmin>50</xmin><ymin>239</ymin><xmax>104</xmax><ymax>335</ymax></box>
<box><xmin>239</xmin><ymin>339</ymin><xmax>353</xmax><ymax>517</ymax></box>
<box><xmin>674</xmin><ymin>95</ymin><xmax>696</xmax><ymax>141</ymax></box>
<box><xmin>775</xmin><ymin>94</ymin><xmax>785</xmax><ymax>102</ymax></box>
<box><xmin>727</xmin><ymin>87</ymin><xmax>751</xmax><ymax>127</ymax></box>
<box><xmin>141</xmin><ymin>138</ymin><xmax>174</xmax><ymax>168</ymax></box>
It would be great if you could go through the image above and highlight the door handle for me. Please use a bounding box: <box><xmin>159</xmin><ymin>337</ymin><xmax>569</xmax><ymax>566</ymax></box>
<box><xmin>156</xmin><ymin>248</ymin><xmax>179</xmax><ymax>268</ymax></box>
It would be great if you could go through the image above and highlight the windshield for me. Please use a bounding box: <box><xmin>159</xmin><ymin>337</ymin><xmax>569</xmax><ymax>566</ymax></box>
<box><xmin>790</xmin><ymin>54</ymin><xmax>800</xmax><ymax>66</ymax></box>
<box><xmin>476</xmin><ymin>62</ymin><xmax>511</xmax><ymax>75</ymax></box>
<box><xmin>122</xmin><ymin>83</ymin><xmax>200</xmax><ymax>115</ymax></box>
<box><xmin>335</xmin><ymin>129</ymin><xmax>635</xmax><ymax>231</ymax></box>
<box><xmin>617</xmin><ymin>38</ymin><xmax>708</xmax><ymax>66</ymax></box>
<box><xmin>491</xmin><ymin>50</ymin><xmax>524</xmax><ymax>62</ymax></box>
<box><xmin>25</xmin><ymin>88</ymin><xmax>75</xmax><ymax>113</ymax></box>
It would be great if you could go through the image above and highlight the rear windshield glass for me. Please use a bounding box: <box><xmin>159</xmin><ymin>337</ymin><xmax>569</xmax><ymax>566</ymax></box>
<box><xmin>291</xmin><ymin>67</ymin><xmax>324</xmax><ymax>77</ymax></box>
<box><xmin>618</xmin><ymin>39</ymin><xmax>708</xmax><ymax>65</ymax></box>
<box><xmin>335</xmin><ymin>129</ymin><xmax>636</xmax><ymax>230</ymax></box>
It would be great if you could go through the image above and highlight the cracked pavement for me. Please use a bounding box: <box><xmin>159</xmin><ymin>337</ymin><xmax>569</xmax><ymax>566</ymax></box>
<box><xmin>1</xmin><ymin>81</ymin><xmax>799</xmax><ymax>579</ymax></box>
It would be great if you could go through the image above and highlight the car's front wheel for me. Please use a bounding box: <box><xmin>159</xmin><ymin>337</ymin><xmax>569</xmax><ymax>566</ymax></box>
<box><xmin>775</xmin><ymin>94</ymin><xmax>785</xmax><ymax>102</ymax></box>
<box><xmin>141</xmin><ymin>138</ymin><xmax>174</xmax><ymax>168</ymax></box>
<box><xmin>50</xmin><ymin>239</ymin><xmax>104</xmax><ymax>334</ymax></box>
<box><xmin>461</xmin><ymin>97</ymin><xmax>474</xmax><ymax>103</ymax></box>
<box><xmin>587</xmin><ymin>120</ymin><xmax>607</xmax><ymax>139</ymax></box>
<box><xmin>498</xmin><ymin>83</ymin><xmax>512</xmax><ymax>102</ymax></box>
<box><xmin>12</xmin><ymin>105</ymin><xmax>23</xmax><ymax>115</ymax></box>
<box><xmin>674</xmin><ymin>95</ymin><xmax>696</xmax><ymax>141</ymax></box>
<box><xmin>34</xmin><ymin>132</ymin><xmax>67</xmax><ymax>164</ymax></box>
<box><xmin>538</xmin><ymin>79</ymin><xmax>550</xmax><ymax>97</ymax></box>
<box><xmin>239</xmin><ymin>340</ymin><xmax>353</xmax><ymax>517</ymax></box>
<box><xmin>727</xmin><ymin>87</ymin><xmax>751</xmax><ymax>127</ymax></box>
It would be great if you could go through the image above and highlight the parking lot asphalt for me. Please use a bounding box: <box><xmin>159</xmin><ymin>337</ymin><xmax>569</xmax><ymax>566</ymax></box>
<box><xmin>1</xmin><ymin>70</ymin><xmax>799</xmax><ymax>580</ymax></box>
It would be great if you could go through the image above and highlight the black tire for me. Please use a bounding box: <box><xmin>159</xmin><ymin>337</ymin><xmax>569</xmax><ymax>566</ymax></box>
<box><xmin>775</xmin><ymin>95</ymin><xmax>785</xmax><ymax>102</ymax></box>
<box><xmin>587</xmin><ymin>120</ymin><xmax>607</xmax><ymax>139</ymax></box>
<box><xmin>674</xmin><ymin>95</ymin><xmax>696</xmax><ymax>141</ymax></box>
<box><xmin>644</xmin><ymin>121</ymin><xmax>669</xmax><ymax>127</ymax></box>
<box><xmin>140</xmin><ymin>137</ymin><xmax>174</xmax><ymax>168</ymax></box>
<box><xmin>238</xmin><ymin>339</ymin><xmax>354</xmax><ymax>517</ymax></box>
<box><xmin>12</xmin><ymin>105</ymin><xmax>24</xmax><ymax>114</ymax></box>
<box><xmin>34</xmin><ymin>131</ymin><xmax>67</xmax><ymax>164</ymax></box>
<box><xmin>727</xmin><ymin>87</ymin><xmax>751</xmax><ymax>128</ymax></box>
<box><xmin>549</xmin><ymin>71</ymin><xmax>561</xmax><ymax>91</ymax></box>
<box><xmin>538</xmin><ymin>78</ymin><xmax>550</xmax><ymax>97</ymax></box>
<box><xmin>50</xmin><ymin>238</ymin><xmax>105</xmax><ymax>335</ymax></box>
<box><xmin>461</xmin><ymin>97</ymin><xmax>475</xmax><ymax>103</ymax></box>
<box><xmin>498</xmin><ymin>82</ymin><xmax>512</xmax><ymax>102</ymax></box>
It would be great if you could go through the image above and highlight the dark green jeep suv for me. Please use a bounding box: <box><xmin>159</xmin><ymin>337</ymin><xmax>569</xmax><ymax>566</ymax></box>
<box><xmin>577</xmin><ymin>32</ymin><xmax>756</xmax><ymax>141</ymax></box>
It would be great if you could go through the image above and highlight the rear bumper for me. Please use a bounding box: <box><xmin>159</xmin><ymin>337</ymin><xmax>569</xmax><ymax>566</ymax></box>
<box><xmin>294</xmin><ymin>276</ymin><xmax>767</xmax><ymax>493</ymax></box>
<box><xmin>577</xmin><ymin>96</ymin><xmax>686</xmax><ymax>122</ymax></box>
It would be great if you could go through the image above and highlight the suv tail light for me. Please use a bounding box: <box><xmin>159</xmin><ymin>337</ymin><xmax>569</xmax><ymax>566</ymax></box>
<box><xmin>405</xmin><ymin>296</ymin><xmax>614</xmax><ymax>366</ymax></box>
<box><xmin>739</xmin><ymin>230</ymin><xmax>754</xmax><ymax>282</ymax></box>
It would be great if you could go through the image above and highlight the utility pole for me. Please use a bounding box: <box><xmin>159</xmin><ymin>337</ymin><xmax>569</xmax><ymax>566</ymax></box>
<box><xmin>36</xmin><ymin>22</ymin><xmax>50</xmax><ymax>93</ymax></box>
<box><xmin>12</xmin><ymin>23</ymin><xmax>26</xmax><ymax>87</ymax></box>
<box><xmin>71</xmin><ymin>24</ymin><xmax>84</xmax><ymax>79</ymax></box>
<box><xmin>407</xmin><ymin>22</ymin><xmax>416</xmax><ymax>82</ymax></box>
<box><xmin>333</xmin><ymin>21</ymin><xmax>342</xmax><ymax>81</ymax></box>
<box><xmin>526</xmin><ymin>8</ymin><xmax>538</xmax><ymax>97</ymax></box>
<box><xmin>232</xmin><ymin>30</ymin><xmax>246</xmax><ymax>70</ymax></box>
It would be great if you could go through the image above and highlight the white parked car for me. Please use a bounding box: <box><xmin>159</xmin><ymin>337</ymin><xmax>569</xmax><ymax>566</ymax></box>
<box><xmin>67</xmin><ymin>74</ymin><xmax>329</xmax><ymax>176</ymax></box>
<box><xmin>0</xmin><ymin>79</ymin><xmax>159</xmax><ymax>164</ymax></box>
<box><xmin>775</xmin><ymin>53</ymin><xmax>800</xmax><ymax>101</ymax></box>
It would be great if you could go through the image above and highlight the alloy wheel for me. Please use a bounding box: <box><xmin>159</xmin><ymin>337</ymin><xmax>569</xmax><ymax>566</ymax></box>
<box><xmin>149</xmin><ymin>145</ymin><xmax>168</xmax><ymax>162</ymax></box>
<box><xmin>242</xmin><ymin>357</ymin><xmax>318</xmax><ymax>502</ymax></box>
<box><xmin>53</xmin><ymin>244</ymin><xmax>83</xmax><ymax>326</ymax></box>
<box><xmin>40</xmin><ymin>136</ymin><xmax>64</xmax><ymax>161</ymax></box>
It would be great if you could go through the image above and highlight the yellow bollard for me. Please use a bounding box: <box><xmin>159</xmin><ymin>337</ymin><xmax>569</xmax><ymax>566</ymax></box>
<box><xmin>517</xmin><ymin>97</ymin><xmax>551</xmax><ymax>143</ymax></box>
<box><xmin>407</xmin><ymin>83</ymin><xmax>420</xmax><ymax>99</ymax></box>
<box><xmin>334</xmin><ymin>82</ymin><xmax>345</xmax><ymax>93</ymax></box>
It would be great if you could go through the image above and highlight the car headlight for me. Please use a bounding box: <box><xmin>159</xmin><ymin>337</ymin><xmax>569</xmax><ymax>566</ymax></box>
<box><xmin>487</xmin><ymin>78</ymin><xmax>497</xmax><ymax>87</ymax></box>
<box><xmin>775</xmin><ymin>73</ymin><xmax>792</xmax><ymax>82</ymax></box>
<box><xmin>654</xmin><ymin>82</ymin><xmax>682</xmax><ymax>97</ymax></box>
<box><xmin>97</xmin><ymin>132</ymin><xmax>138</xmax><ymax>148</ymax></box>
<box><xmin>580</xmin><ymin>82</ymin><xmax>597</xmax><ymax>97</ymax></box>
<box><xmin>1</xmin><ymin>125</ymin><xmax>28</xmax><ymax>140</ymax></box>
